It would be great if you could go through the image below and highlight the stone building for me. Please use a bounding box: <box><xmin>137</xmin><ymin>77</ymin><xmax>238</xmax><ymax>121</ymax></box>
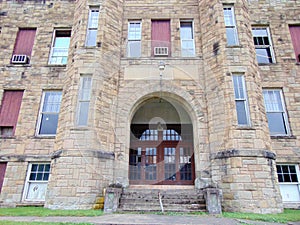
<box><xmin>0</xmin><ymin>0</ymin><xmax>299</xmax><ymax>213</ymax></box>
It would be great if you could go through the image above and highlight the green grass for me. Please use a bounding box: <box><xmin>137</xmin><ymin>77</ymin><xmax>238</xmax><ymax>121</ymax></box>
<box><xmin>223</xmin><ymin>209</ymin><xmax>300</xmax><ymax>223</ymax></box>
<box><xmin>0</xmin><ymin>222</ymin><xmax>92</xmax><ymax>225</ymax></box>
<box><xmin>0</xmin><ymin>207</ymin><xmax>103</xmax><ymax>217</ymax></box>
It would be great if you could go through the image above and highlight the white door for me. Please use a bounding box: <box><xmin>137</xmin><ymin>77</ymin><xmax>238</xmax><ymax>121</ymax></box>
<box><xmin>26</xmin><ymin>182</ymin><xmax>48</xmax><ymax>201</ymax></box>
<box><xmin>279</xmin><ymin>184</ymin><xmax>300</xmax><ymax>202</ymax></box>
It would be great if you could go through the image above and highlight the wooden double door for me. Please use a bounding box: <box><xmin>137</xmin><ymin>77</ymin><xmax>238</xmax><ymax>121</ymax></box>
<box><xmin>129</xmin><ymin>125</ymin><xmax>195</xmax><ymax>185</ymax></box>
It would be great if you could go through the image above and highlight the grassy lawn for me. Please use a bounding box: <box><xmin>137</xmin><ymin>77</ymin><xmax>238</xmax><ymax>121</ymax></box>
<box><xmin>223</xmin><ymin>209</ymin><xmax>300</xmax><ymax>223</ymax></box>
<box><xmin>0</xmin><ymin>222</ymin><xmax>92</xmax><ymax>225</ymax></box>
<box><xmin>0</xmin><ymin>207</ymin><xmax>103</xmax><ymax>217</ymax></box>
<box><xmin>0</xmin><ymin>207</ymin><xmax>299</xmax><ymax>224</ymax></box>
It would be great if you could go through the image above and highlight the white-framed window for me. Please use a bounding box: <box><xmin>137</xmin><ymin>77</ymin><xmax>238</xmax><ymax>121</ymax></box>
<box><xmin>23</xmin><ymin>163</ymin><xmax>51</xmax><ymax>202</ymax></box>
<box><xmin>252</xmin><ymin>27</ymin><xmax>275</xmax><ymax>64</ymax></box>
<box><xmin>276</xmin><ymin>164</ymin><xmax>300</xmax><ymax>202</ymax></box>
<box><xmin>76</xmin><ymin>75</ymin><xmax>92</xmax><ymax>126</ymax></box>
<box><xmin>223</xmin><ymin>6</ymin><xmax>239</xmax><ymax>46</ymax></box>
<box><xmin>49</xmin><ymin>30</ymin><xmax>71</xmax><ymax>65</ymax></box>
<box><xmin>263</xmin><ymin>89</ymin><xmax>290</xmax><ymax>136</ymax></box>
<box><xmin>86</xmin><ymin>7</ymin><xmax>99</xmax><ymax>47</ymax></box>
<box><xmin>127</xmin><ymin>21</ymin><xmax>141</xmax><ymax>57</ymax></box>
<box><xmin>232</xmin><ymin>75</ymin><xmax>251</xmax><ymax>126</ymax></box>
<box><xmin>37</xmin><ymin>91</ymin><xmax>62</xmax><ymax>136</ymax></box>
<box><xmin>180</xmin><ymin>21</ymin><xmax>195</xmax><ymax>57</ymax></box>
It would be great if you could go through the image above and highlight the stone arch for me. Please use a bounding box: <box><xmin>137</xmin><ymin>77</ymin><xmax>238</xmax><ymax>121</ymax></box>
<box><xmin>114</xmin><ymin>81</ymin><xmax>208</xmax><ymax>186</ymax></box>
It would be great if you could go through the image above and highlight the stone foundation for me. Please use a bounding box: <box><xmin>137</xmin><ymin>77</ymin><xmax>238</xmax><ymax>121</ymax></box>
<box><xmin>212</xmin><ymin>149</ymin><xmax>283</xmax><ymax>214</ymax></box>
<box><xmin>45</xmin><ymin>150</ymin><xmax>114</xmax><ymax>209</ymax></box>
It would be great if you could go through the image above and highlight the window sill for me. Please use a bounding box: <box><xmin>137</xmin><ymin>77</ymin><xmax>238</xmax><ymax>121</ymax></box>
<box><xmin>46</xmin><ymin>64</ymin><xmax>67</xmax><ymax>67</ymax></box>
<box><xmin>70</xmin><ymin>127</ymin><xmax>90</xmax><ymax>131</ymax></box>
<box><xmin>258</xmin><ymin>63</ymin><xmax>275</xmax><ymax>66</ymax></box>
<box><xmin>236</xmin><ymin>126</ymin><xmax>255</xmax><ymax>130</ymax></box>
<box><xmin>0</xmin><ymin>136</ymin><xmax>15</xmax><ymax>139</ymax></box>
<box><xmin>6</xmin><ymin>64</ymin><xmax>31</xmax><ymax>67</ymax></box>
<box><xmin>226</xmin><ymin>45</ymin><xmax>242</xmax><ymax>48</ymax></box>
<box><xmin>271</xmin><ymin>135</ymin><xmax>296</xmax><ymax>139</ymax></box>
<box><xmin>34</xmin><ymin>136</ymin><xmax>56</xmax><ymax>139</ymax></box>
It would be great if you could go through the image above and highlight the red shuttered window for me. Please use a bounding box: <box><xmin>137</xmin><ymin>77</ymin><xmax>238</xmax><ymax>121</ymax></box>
<box><xmin>289</xmin><ymin>26</ymin><xmax>300</xmax><ymax>63</ymax></box>
<box><xmin>0</xmin><ymin>163</ymin><xmax>7</xmax><ymax>193</ymax></box>
<box><xmin>0</xmin><ymin>91</ymin><xmax>24</xmax><ymax>137</ymax></box>
<box><xmin>151</xmin><ymin>20</ymin><xmax>171</xmax><ymax>57</ymax></box>
<box><xmin>12</xmin><ymin>28</ymin><xmax>36</xmax><ymax>64</ymax></box>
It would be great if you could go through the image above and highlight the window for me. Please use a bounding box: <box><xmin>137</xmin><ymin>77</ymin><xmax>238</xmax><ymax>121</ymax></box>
<box><xmin>11</xmin><ymin>28</ymin><xmax>36</xmax><ymax>64</ymax></box>
<box><xmin>127</xmin><ymin>21</ymin><xmax>142</xmax><ymax>57</ymax></box>
<box><xmin>23</xmin><ymin>163</ymin><xmax>50</xmax><ymax>201</ymax></box>
<box><xmin>0</xmin><ymin>90</ymin><xmax>24</xmax><ymax>137</ymax></box>
<box><xmin>180</xmin><ymin>21</ymin><xmax>195</xmax><ymax>57</ymax></box>
<box><xmin>37</xmin><ymin>91</ymin><xmax>62</xmax><ymax>136</ymax></box>
<box><xmin>151</xmin><ymin>20</ymin><xmax>171</xmax><ymax>56</ymax></box>
<box><xmin>263</xmin><ymin>89</ymin><xmax>290</xmax><ymax>136</ymax></box>
<box><xmin>0</xmin><ymin>163</ymin><xmax>7</xmax><ymax>193</ymax></box>
<box><xmin>76</xmin><ymin>75</ymin><xmax>92</xmax><ymax>126</ymax></box>
<box><xmin>232</xmin><ymin>75</ymin><xmax>251</xmax><ymax>126</ymax></box>
<box><xmin>289</xmin><ymin>25</ymin><xmax>300</xmax><ymax>63</ymax></box>
<box><xmin>86</xmin><ymin>7</ymin><xmax>99</xmax><ymax>47</ymax></box>
<box><xmin>252</xmin><ymin>27</ymin><xmax>275</xmax><ymax>64</ymax></box>
<box><xmin>223</xmin><ymin>7</ymin><xmax>239</xmax><ymax>46</ymax></box>
<box><xmin>49</xmin><ymin>30</ymin><xmax>71</xmax><ymax>65</ymax></box>
<box><xmin>276</xmin><ymin>164</ymin><xmax>300</xmax><ymax>202</ymax></box>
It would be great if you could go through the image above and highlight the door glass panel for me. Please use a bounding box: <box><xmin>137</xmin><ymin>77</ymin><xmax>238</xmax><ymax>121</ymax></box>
<box><xmin>129</xmin><ymin>148</ymin><xmax>142</xmax><ymax>180</ymax></box>
<box><xmin>164</xmin><ymin>147</ymin><xmax>176</xmax><ymax>181</ymax></box>
<box><xmin>145</xmin><ymin>148</ymin><xmax>157</xmax><ymax>180</ymax></box>
<box><xmin>180</xmin><ymin>147</ymin><xmax>192</xmax><ymax>180</ymax></box>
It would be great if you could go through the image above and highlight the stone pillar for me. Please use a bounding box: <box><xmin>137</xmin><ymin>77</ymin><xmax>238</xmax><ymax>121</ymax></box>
<box><xmin>211</xmin><ymin>150</ymin><xmax>283</xmax><ymax>213</ymax></box>
<box><xmin>45</xmin><ymin>150</ymin><xmax>114</xmax><ymax>209</ymax></box>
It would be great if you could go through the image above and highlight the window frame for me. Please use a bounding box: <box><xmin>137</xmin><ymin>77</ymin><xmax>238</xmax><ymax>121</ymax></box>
<box><xmin>223</xmin><ymin>6</ymin><xmax>239</xmax><ymax>46</ymax></box>
<box><xmin>76</xmin><ymin>75</ymin><xmax>92</xmax><ymax>126</ymax></box>
<box><xmin>180</xmin><ymin>20</ymin><xmax>195</xmax><ymax>57</ymax></box>
<box><xmin>232</xmin><ymin>75</ymin><xmax>251</xmax><ymax>126</ymax></box>
<box><xmin>252</xmin><ymin>27</ymin><xmax>276</xmax><ymax>64</ymax></box>
<box><xmin>36</xmin><ymin>91</ymin><xmax>62</xmax><ymax>137</ymax></box>
<box><xmin>263</xmin><ymin>89</ymin><xmax>290</xmax><ymax>136</ymax></box>
<box><xmin>85</xmin><ymin>7</ymin><xmax>100</xmax><ymax>47</ymax></box>
<box><xmin>127</xmin><ymin>21</ymin><xmax>142</xmax><ymax>57</ymax></box>
<box><xmin>277</xmin><ymin>164</ymin><xmax>300</xmax><ymax>184</ymax></box>
<box><xmin>48</xmin><ymin>29</ymin><xmax>71</xmax><ymax>65</ymax></box>
<box><xmin>22</xmin><ymin>162</ymin><xmax>51</xmax><ymax>202</ymax></box>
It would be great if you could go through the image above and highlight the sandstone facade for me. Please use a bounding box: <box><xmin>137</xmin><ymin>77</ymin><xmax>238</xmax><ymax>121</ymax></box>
<box><xmin>0</xmin><ymin>0</ymin><xmax>299</xmax><ymax>213</ymax></box>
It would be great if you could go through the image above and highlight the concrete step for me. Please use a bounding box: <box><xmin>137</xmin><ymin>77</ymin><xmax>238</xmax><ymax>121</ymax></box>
<box><xmin>118</xmin><ymin>188</ymin><xmax>206</xmax><ymax>213</ymax></box>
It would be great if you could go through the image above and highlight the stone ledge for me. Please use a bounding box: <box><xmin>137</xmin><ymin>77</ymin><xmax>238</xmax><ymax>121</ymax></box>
<box><xmin>0</xmin><ymin>154</ymin><xmax>51</xmax><ymax>162</ymax></box>
<box><xmin>211</xmin><ymin>149</ymin><xmax>276</xmax><ymax>160</ymax></box>
<box><xmin>51</xmin><ymin>149</ymin><xmax>115</xmax><ymax>160</ymax></box>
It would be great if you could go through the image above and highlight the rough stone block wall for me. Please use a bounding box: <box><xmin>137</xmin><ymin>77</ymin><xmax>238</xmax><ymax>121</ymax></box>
<box><xmin>212</xmin><ymin>151</ymin><xmax>283</xmax><ymax>213</ymax></box>
<box><xmin>0</xmin><ymin>162</ymin><xmax>28</xmax><ymax>206</ymax></box>
<box><xmin>45</xmin><ymin>150</ymin><xmax>114</xmax><ymax>209</ymax></box>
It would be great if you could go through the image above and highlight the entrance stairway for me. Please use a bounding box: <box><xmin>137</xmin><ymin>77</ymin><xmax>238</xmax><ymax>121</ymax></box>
<box><xmin>118</xmin><ymin>187</ymin><xmax>206</xmax><ymax>212</ymax></box>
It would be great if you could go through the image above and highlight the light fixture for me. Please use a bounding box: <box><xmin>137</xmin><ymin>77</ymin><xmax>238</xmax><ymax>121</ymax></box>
<box><xmin>158</xmin><ymin>61</ymin><xmax>165</xmax><ymax>71</ymax></box>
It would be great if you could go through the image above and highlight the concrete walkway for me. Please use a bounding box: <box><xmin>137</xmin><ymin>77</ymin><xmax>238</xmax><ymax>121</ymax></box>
<box><xmin>0</xmin><ymin>213</ymin><xmax>298</xmax><ymax>225</ymax></box>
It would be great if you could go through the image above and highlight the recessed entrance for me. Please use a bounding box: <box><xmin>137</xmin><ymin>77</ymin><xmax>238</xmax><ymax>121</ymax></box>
<box><xmin>129</xmin><ymin>97</ymin><xmax>195</xmax><ymax>185</ymax></box>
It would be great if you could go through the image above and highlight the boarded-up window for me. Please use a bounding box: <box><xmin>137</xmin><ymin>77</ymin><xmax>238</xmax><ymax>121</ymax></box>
<box><xmin>289</xmin><ymin>26</ymin><xmax>300</xmax><ymax>63</ymax></box>
<box><xmin>0</xmin><ymin>163</ymin><xmax>7</xmax><ymax>193</ymax></box>
<box><xmin>151</xmin><ymin>20</ymin><xmax>171</xmax><ymax>56</ymax></box>
<box><xmin>0</xmin><ymin>91</ymin><xmax>24</xmax><ymax>137</ymax></box>
<box><xmin>12</xmin><ymin>28</ymin><xmax>36</xmax><ymax>63</ymax></box>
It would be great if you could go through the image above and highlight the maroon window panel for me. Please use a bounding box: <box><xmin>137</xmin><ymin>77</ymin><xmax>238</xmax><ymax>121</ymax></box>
<box><xmin>0</xmin><ymin>163</ymin><xmax>7</xmax><ymax>193</ymax></box>
<box><xmin>12</xmin><ymin>28</ymin><xmax>36</xmax><ymax>57</ymax></box>
<box><xmin>0</xmin><ymin>91</ymin><xmax>24</xmax><ymax>136</ymax></box>
<box><xmin>289</xmin><ymin>26</ymin><xmax>300</xmax><ymax>63</ymax></box>
<box><xmin>151</xmin><ymin>20</ymin><xmax>171</xmax><ymax>56</ymax></box>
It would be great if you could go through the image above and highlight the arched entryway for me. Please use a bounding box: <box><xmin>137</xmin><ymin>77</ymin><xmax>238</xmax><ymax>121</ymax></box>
<box><xmin>129</xmin><ymin>97</ymin><xmax>195</xmax><ymax>185</ymax></box>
